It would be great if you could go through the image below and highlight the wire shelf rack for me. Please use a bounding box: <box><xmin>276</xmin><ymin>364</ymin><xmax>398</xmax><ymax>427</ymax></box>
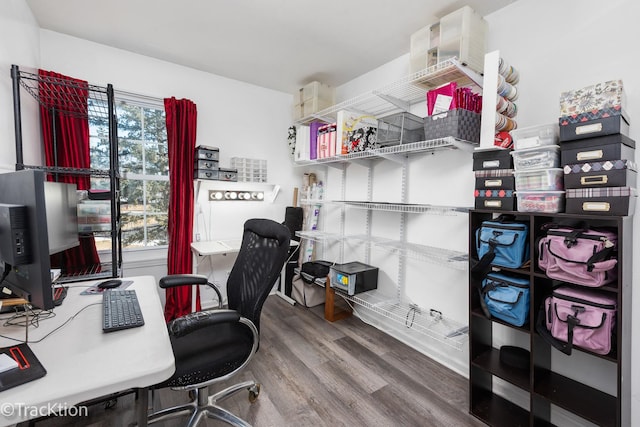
<box><xmin>330</xmin><ymin>200</ymin><xmax>470</xmax><ymax>215</ymax></box>
<box><xmin>294</xmin><ymin>136</ymin><xmax>477</xmax><ymax>166</ymax></box>
<box><xmin>16</xmin><ymin>69</ymin><xmax>112</xmax><ymax>120</ymax></box>
<box><xmin>296</xmin><ymin>230</ymin><xmax>468</xmax><ymax>269</ymax></box>
<box><xmin>338</xmin><ymin>289</ymin><xmax>468</xmax><ymax>350</ymax></box>
<box><xmin>296</xmin><ymin>58</ymin><xmax>483</xmax><ymax>125</ymax></box>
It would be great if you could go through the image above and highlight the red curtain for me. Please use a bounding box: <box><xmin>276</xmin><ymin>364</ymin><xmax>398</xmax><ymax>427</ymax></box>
<box><xmin>38</xmin><ymin>69</ymin><xmax>101</xmax><ymax>273</ymax></box>
<box><xmin>164</xmin><ymin>97</ymin><xmax>200</xmax><ymax>322</ymax></box>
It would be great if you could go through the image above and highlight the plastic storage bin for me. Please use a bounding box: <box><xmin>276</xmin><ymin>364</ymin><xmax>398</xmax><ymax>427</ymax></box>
<box><xmin>510</xmin><ymin>145</ymin><xmax>560</xmax><ymax>170</ymax></box>
<box><xmin>377</xmin><ymin>112</ymin><xmax>425</xmax><ymax>146</ymax></box>
<box><xmin>510</xmin><ymin>123</ymin><xmax>559</xmax><ymax>150</ymax></box>
<box><xmin>516</xmin><ymin>191</ymin><xmax>565</xmax><ymax>213</ymax></box>
<box><xmin>514</xmin><ymin>168</ymin><xmax>564</xmax><ymax>191</ymax></box>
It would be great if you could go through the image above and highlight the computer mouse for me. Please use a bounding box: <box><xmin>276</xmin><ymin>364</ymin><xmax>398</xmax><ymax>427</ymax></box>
<box><xmin>97</xmin><ymin>279</ymin><xmax>122</xmax><ymax>289</ymax></box>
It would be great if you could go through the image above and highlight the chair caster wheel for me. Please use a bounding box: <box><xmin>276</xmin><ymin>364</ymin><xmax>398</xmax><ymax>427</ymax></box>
<box><xmin>248</xmin><ymin>383</ymin><xmax>261</xmax><ymax>403</ymax></box>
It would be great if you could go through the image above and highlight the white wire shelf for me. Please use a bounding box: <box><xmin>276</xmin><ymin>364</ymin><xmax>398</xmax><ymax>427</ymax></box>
<box><xmin>296</xmin><ymin>58</ymin><xmax>483</xmax><ymax>125</ymax></box>
<box><xmin>294</xmin><ymin>136</ymin><xmax>478</xmax><ymax>167</ymax></box>
<box><xmin>329</xmin><ymin>200</ymin><xmax>470</xmax><ymax>215</ymax></box>
<box><xmin>337</xmin><ymin>289</ymin><xmax>468</xmax><ymax>351</ymax></box>
<box><xmin>295</xmin><ymin>231</ymin><xmax>468</xmax><ymax>270</ymax></box>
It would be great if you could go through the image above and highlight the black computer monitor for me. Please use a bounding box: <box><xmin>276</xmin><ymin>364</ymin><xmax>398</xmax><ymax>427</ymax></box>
<box><xmin>0</xmin><ymin>170</ymin><xmax>79</xmax><ymax>310</ymax></box>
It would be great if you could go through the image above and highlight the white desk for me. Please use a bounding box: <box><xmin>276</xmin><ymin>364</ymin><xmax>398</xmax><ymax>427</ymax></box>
<box><xmin>0</xmin><ymin>276</ymin><xmax>174</xmax><ymax>426</ymax></box>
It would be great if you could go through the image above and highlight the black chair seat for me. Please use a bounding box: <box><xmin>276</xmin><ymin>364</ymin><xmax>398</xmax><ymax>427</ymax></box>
<box><xmin>160</xmin><ymin>322</ymin><xmax>254</xmax><ymax>388</ymax></box>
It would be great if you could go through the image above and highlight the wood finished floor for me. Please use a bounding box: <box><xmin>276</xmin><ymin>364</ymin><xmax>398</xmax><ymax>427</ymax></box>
<box><xmin>19</xmin><ymin>295</ymin><xmax>484</xmax><ymax>427</ymax></box>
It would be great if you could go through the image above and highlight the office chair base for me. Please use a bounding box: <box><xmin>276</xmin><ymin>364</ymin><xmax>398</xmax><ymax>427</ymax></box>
<box><xmin>148</xmin><ymin>381</ymin><xmax>259</xmax><ymax>427</ymax></box>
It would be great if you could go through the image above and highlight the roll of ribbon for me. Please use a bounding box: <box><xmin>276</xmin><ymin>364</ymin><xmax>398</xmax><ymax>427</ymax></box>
<box><xmin>495</xmin><ymin>113</ymin><xmax>517</xmax><ymax>132</ymax></box>
<box><xmin>499</xmin><ymin>57</ymin><xmax>520</xmax><ymax>85</ymax></box>
<box><xmin>496</xmin><ymin>95</ymin><xmax>517</xmax><ymax>118</ymax></box>
<box><xmin>497</xmin><ymin>75</ymin><xmax>518</xmax><ymax>101</ymax></box>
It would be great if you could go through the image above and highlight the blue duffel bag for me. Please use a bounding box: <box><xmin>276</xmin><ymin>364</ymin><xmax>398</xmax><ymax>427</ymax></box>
<box><xmin>481</xmin><ymin>272</ymin><xmax>530</xmax><ymax>327</ymax></box>
<box><xmin>475</xmin><ymin>215</ymin><xmax>529</xmax><ymax>269</ymax></box>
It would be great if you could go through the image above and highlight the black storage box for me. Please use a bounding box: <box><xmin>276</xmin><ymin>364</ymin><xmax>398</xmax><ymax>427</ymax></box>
<box><xmin>560</xmin><ymin>134</ymin><xmax>635</xmax><ymax>166</ymax></box>
<box><xmin>563</xmin><ymin>159</ymin><xmax>637</xmax><ymax>189</ymax></box>
<box><xmin>474</xmin><ymin>189</ymin><xmax>516</xmax><ymax>211</ymax></box>
<box><xmin>195</xmin><ymin>159</ymin><xmax>219</xmax><ymax>170</ymax></box>
<box><xmin>565</xmin><ymin>187</ymin><xmax>637</xmax><ymax>216</ymax></box>
<box><xmin>329</xmin><ymin>262</ymin><xmax>378</xmax><ymax>295</ymax></box>
<box><xmin>195</xmin><ymin>145</ymin><xmax>220</xmax><ymax>161</ymax></box>
<box><xmin>473</xmin><ymin>148</ymin><xmax>513</xmax><ymax>171</ymax></box>
<box><xmin>424</xmin><ymin>109</ymin><xmax>481</xmax><ymax>143</ymax></box>
<box><xmin>474</xmin><ymin>169</ymin><xmax>515</xmax><ymax>190</ymax></box>
<box><xmin>194</xmin><ymin>168</ymin><xmax>238</xmax><ymax>181</ymax></box>
<box><xmin>559</xmin><ymin>112</ymin><xmax>630</xmax><ymax>142</ymax></box>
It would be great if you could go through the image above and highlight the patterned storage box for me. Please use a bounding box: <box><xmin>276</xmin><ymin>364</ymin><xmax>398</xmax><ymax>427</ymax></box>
<box><xmin>474</xmin><ymin>169</ymin><xmax>515</xmax><ymax>190</ymax></box>
<box><xmin>474</xmin><ymin>189</ymin><xmax>516</xmax><ymax>211</ymax></box>
<box><xmin>559</xmin><ymin>109</ymin><xmax>630</xmax><ymax>142</ymax></box>
<box><xmin>559</xmin><ymin>79</ymin><xmax>625</xmax><ymax>116</ymax></box>
<box><xmin>565</xmin><ymin>186</ymin><xmax>637</xmax><ymax>215</ymax></box>
<box><xmin>424</xmin><ymin>109</ymin><xmax>481</xmax><ymax>143</ymax></box>
<box><xmin>563</xmin><ymin>160</ymin><xmax>637</xmax><ymax>189</ymax></box>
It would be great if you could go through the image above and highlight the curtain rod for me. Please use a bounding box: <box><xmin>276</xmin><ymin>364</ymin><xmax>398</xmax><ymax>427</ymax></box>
<box><xmin>114</xmin><ymin>89</ymin><xmax>164</xmax><ymax>105</ymax></box>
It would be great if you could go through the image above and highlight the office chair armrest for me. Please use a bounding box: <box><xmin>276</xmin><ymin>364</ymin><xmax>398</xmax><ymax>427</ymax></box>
<box><xmin>160</xmin><ymin>274</ymin><xmax>208</xmax><ymax>288</ymax></box>
<box><xmin>168</xmin><ymin>309</ymin><xmax>241</xmax><ymax>338</ymax></box>
<box><xmin>160</xmin><ymin>274</ymin><xmax>224</xmax><ymax>309</ymax></box>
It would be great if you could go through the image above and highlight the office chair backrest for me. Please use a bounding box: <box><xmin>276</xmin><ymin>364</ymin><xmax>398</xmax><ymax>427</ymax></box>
<box><xmin>226</xmin><ymin>218</ymin><xmax>291</xmax><ymax>333</ymax></box>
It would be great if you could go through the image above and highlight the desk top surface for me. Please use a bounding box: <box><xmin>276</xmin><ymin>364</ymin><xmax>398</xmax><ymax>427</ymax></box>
<box><xmin>191</xmin><ymin>239</ymin><xmax>243</xmax><ymax>256</ymax></box>
<box><xmin>0</xmin><ymin>276</ymin><xmax>174</xmax><ymax>426</ymax></box>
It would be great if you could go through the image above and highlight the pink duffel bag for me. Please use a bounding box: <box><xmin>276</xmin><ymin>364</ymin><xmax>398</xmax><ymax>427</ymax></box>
<box><xmin>538</xmin><ymin>225</ymin><xmax>617</xmax><ymax>287</ymax></box>
<box><xmin>538</xmin><ymin>286</ymin><xmax>616</xmax><ymax>355</ymax></box>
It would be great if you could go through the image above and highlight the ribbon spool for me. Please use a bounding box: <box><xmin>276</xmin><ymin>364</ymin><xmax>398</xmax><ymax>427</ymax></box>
<box><xmin>499</xmin><ymin>57</ymin><xmax>520</xmax><ymax>85</ymax></box>
<box><xmin>495</xmin><ymin>113</ymin><xmax>517</xmax><ymax>132</ymax></box>
<box><xmin>497</xmin><ymin>75</ymin><xmax>518</xmax><ymax>101</ymax></box>
<box><xmin>496</xmin><ymin>95</ymin><xmax>518</xmax><ymax>118</ymax></box>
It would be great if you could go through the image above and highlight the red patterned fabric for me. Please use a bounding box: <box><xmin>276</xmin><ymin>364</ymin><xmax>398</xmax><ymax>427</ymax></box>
<box><xmin>164</xmin><ymin>97</ymin><xmax>200</xmax><ymax>322</ymax></box>
<box><xmin>38</xmin><ymin>69</ymin><xmax>100</xmax><ymax>273</ymax></box>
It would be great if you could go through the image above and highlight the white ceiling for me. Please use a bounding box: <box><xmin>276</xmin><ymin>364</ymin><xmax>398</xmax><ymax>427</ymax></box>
<box><xmin>26</xmin><ymin>0</ymin><xmax>516</xmax><ymax>94</ymax></box>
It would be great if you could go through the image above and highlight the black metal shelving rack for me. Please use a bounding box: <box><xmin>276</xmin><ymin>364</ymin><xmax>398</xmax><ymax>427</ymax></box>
<box><xmin>11</xmin><ymin>64</ymin><xmax>121</xmax><ymax>281</ymax></box>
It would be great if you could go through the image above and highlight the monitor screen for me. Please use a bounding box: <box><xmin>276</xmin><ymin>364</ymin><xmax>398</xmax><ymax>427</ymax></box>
<box><xmin>0</xmin><ymin>170</ymin><xmax>78</xmax><ymax>310</ymax></box>
<box><xmin>44</xmin><ymin>181</ymin><xmax>79</xmax><ymax>254</ymax></box>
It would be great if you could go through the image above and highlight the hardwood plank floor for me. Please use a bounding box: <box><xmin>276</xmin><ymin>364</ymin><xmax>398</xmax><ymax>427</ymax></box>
<box><xmin>19</xmin><ymin>295</ymin><xmax>484</xmax><ymax>427</ymax></box>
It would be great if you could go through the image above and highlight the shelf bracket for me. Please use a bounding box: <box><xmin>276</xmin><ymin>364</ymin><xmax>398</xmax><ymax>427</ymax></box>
<box><xmin>372</xmin><ymin>92</ymin><xmax>411</xmax><ymax>113</ymax></box>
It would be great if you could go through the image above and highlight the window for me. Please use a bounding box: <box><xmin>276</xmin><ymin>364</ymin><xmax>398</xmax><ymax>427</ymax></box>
<box><xmin>89</xmin><ymin>96</ymin><xmax>169</xmax><ymax>250</ymax></box>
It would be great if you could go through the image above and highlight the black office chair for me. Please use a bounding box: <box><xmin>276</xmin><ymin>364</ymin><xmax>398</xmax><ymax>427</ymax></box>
<box><xmin>148</xmin><ymin>218</ymin><xmax>291</xmax><ymax>427</ymax></box>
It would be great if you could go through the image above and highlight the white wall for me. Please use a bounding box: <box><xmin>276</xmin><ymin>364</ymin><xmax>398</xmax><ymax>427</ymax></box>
<box><xmin>0</xmin><ymin>0</ymin><xmax>40</xmax><ymax>173</ymax></box>
<box><xmin>331</xmin><ymin>0</ymin><xmax>640</xmax><ymax>425</ymax></box>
